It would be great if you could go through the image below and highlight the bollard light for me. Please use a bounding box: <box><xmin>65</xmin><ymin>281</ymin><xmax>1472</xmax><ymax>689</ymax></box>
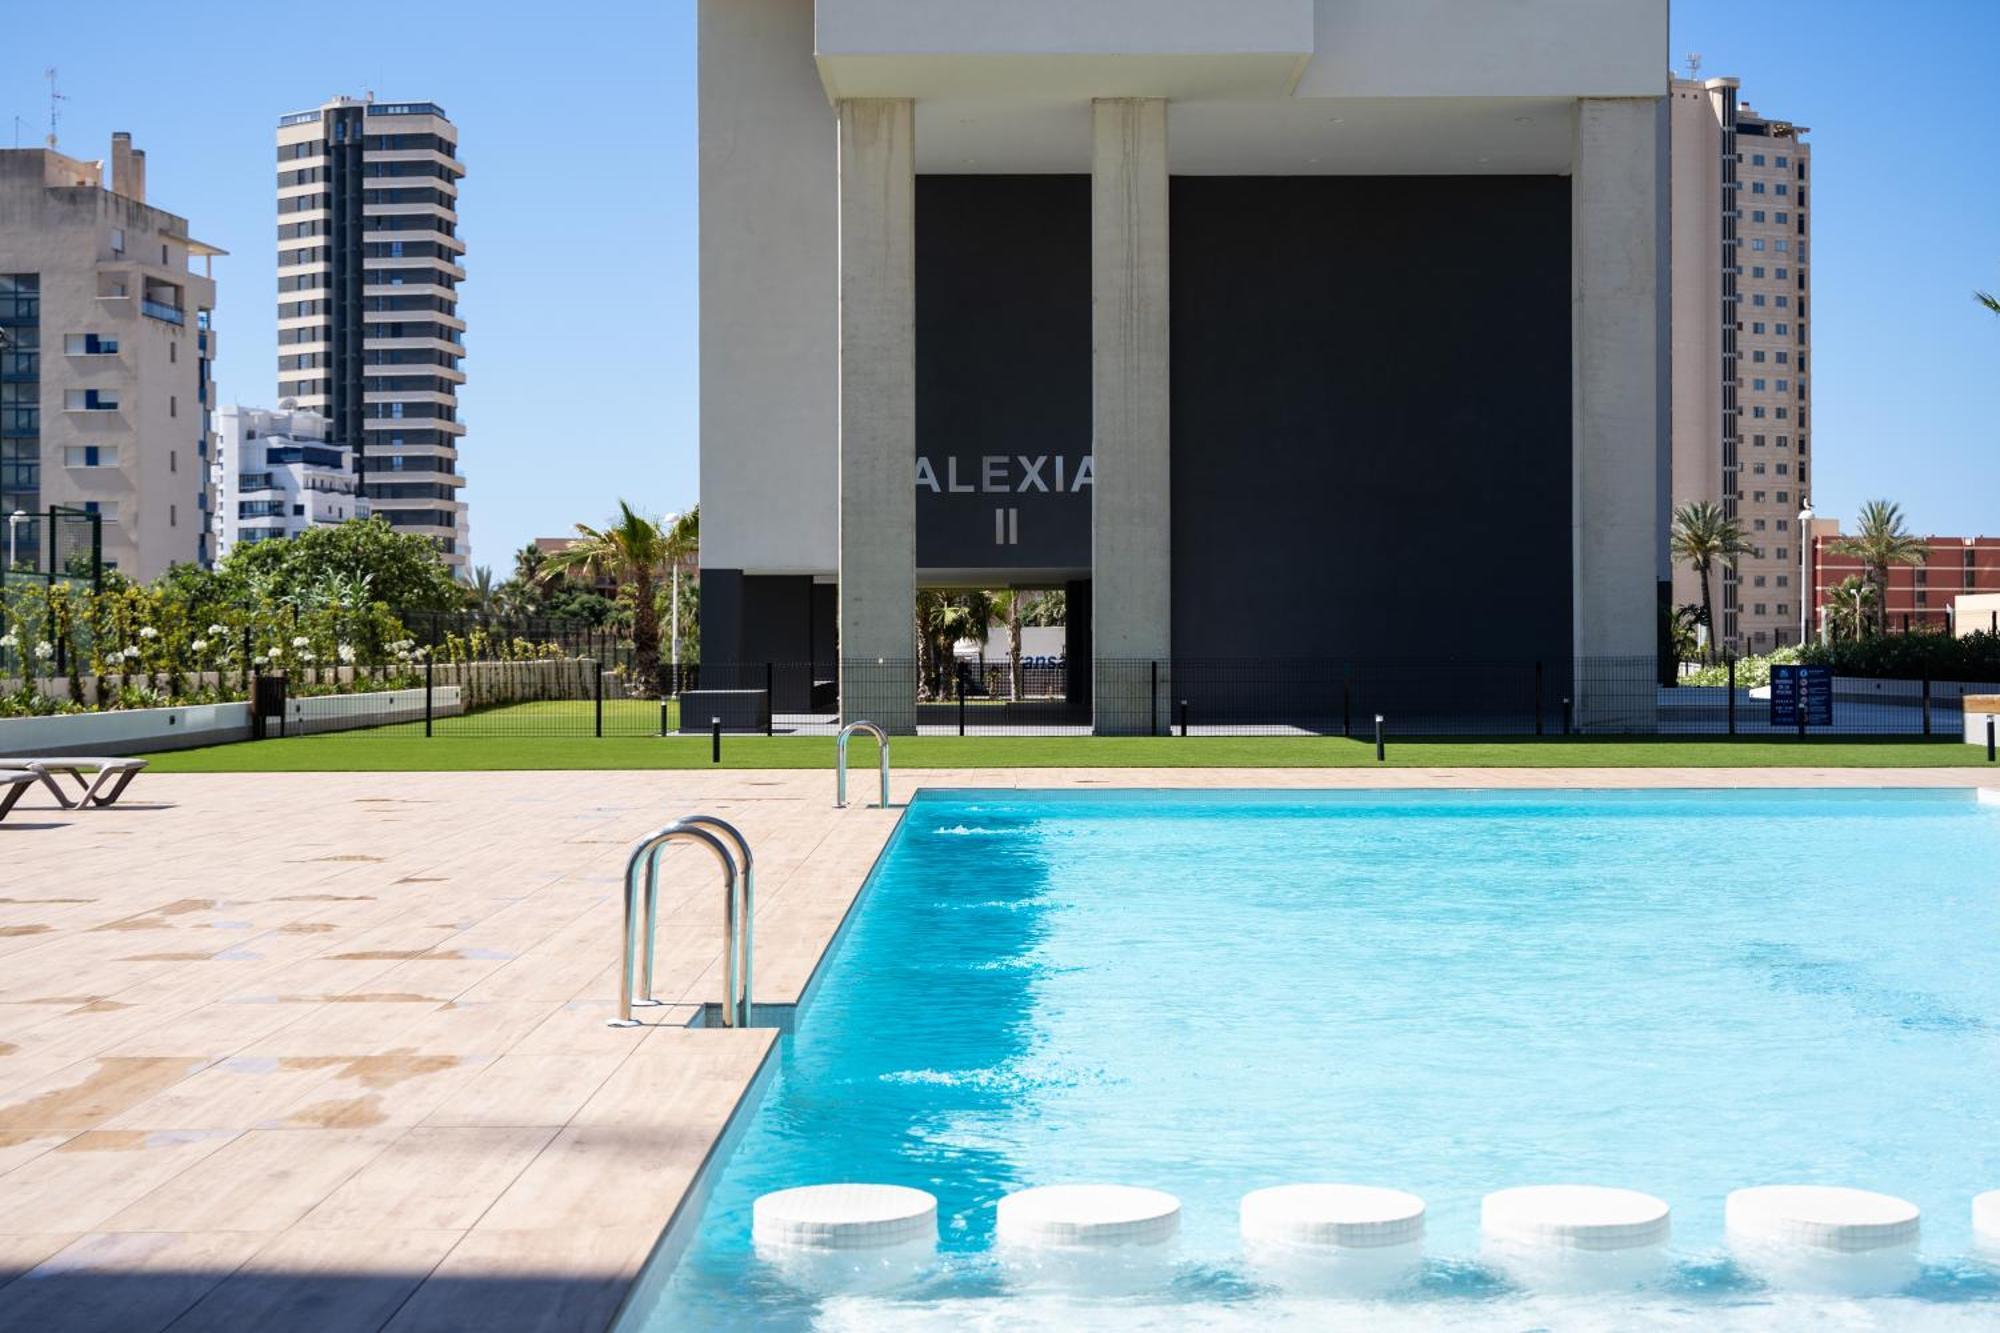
<box><xmin>712</xmin><ymin>716</ymin><xmax>722</xmax><ymax>765</ymax></box>
<box><xmin>1374</xmin><ymin>714</ymin><xmax>1385</xmax><ymax>763</ymax></box>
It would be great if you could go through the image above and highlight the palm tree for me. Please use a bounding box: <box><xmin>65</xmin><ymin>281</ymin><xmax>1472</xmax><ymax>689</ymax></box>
<box><xmin>1823</xmin><ymin>574</ymin><xmax>1877</xmax><ymax>644</ymax></box>
<box><xmin>1668</xmin><ymin>500</ymin><xmax>1751</xmax><ymax>662</ymax></box>
<box><xmin>1829</xmin><ymin>500</ymin><xmax>1926</xmax><ymax>638</ymax></box>
<box><xmin>990</xmin><ymin>590</ymin><xmax>1026</xmax><ymax>700</ymax></box>
<box><xmin>540</xmin><ymin>501</ymin><xmax>673</xmax><ymax>693</ymax></box>
<box><xmin>660</xmin><ymin>506</ymin><xmax>698</xmax><ymax>683</ymax></box>
<box><xmin>466</xmin><ymin>565</ymin><xmax>499</xmax><ymax>619</ymax></box>
<box><xmin>914</xmin><ymin>590</ymin><xmax>993</xmax><ymax>700</ymax></box>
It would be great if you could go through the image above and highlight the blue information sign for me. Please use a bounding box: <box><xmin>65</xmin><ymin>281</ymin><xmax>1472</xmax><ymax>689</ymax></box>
<box><xmin>1769</xmin><ymin>664</ymin><xmax>1833</xmax><ymax>727</ymax></box>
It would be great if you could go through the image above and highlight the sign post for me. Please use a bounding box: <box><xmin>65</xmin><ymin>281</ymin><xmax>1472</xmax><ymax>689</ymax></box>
<box><xmin>1769</xmin><ymin>664</ymin><xmax>1832</xmax><ymax>733</ymax></box>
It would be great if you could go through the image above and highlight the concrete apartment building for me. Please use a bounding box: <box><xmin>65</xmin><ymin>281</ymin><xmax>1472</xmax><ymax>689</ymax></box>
<box><xmin>275</xmin><ymin>96</ymin><xmax>468</xmax><ymax>575</ymax></box>
<box><xmin>699</xmin><ymin>0</ymin><xmax>1671</xmax><ymax>732</ymax></box>
<box><xmin>1808</xmin><ymin>523</ymin><xmax>2000</xmax><ymax>638</ymax></box>
<box><xmin>211</xmin><ymin>402</ymin><xmax>362</xmax><ymax>561</ymax></box>
<box><xmin>0</xmin><ymin>136</ymin><xmax>221</xmax><ymax>579</ymax></box>
<box><xmin>1669</xmin><ymin>76</ymin><xmax>1812</xmax><ymax>654</ymax></box>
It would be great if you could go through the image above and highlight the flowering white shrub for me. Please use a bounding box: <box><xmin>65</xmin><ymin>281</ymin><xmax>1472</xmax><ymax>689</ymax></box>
<box><xmin>190</xmin><ymin>638</ymin><xmax>209</xmax><ymax>654</ymax></box>
<box><xmin>138</xmin><ymin>626</ymin><xmax>158</xmax><ymax>641</ymax></box>
<box><xmin>34</xmin><ymin>640</ymin><xmax>53</xmax><ymax>660</ymax></box>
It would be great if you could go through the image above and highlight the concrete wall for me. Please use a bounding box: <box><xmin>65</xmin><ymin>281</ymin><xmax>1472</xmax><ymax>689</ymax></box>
<box><xmin>1572</xmin><ymin>98</ymin><xmax>1667</xmax><ymax>726</ymax></box>
<box><xmin>0</xmin><ymin>687</ymin><xmax>462</xmax><ymax>757</ymax></box>
<box><xmin>698</xmin><ymin>0</ymin><xmax>838</xmax><ymax>578</ymax></box>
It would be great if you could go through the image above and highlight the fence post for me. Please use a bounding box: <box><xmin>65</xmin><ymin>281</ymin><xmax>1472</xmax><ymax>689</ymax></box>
<box><xmin>1726</xmin><ymin>653</ymin><xmax>1736</xmax><ymax>736</ymax></box>
<box><xmin>1534</xmin><ymin>660</ymin><xmax>1544</xmax><ymax>736</ymax></box>
<box><xmin>766</xmin><ymin>661</ymin><xmax>775</xmax><ymax>737</ymax></box>
<box><xmin>594</xmin><ymin>664</ymin><xmax>605</xmax><ymax>738</ymax></box>
<box><xmin>957</xmin><ymin>676</ymin><xmax>967</xmax><ymax>737</ymax></box>
<box><xmin>1921</xmin><ymin>676</ymin><xmax>1931</xmax><ymax>737</ymax></box>
<box><xmin>1150</xmin><ymin>661</ymin><xmax>1159</xmax><ymax>737</ymax></box>
<box><xmin>424</xmin><ymin>650</ymin><xmax>434</xmax><ymax>738</ymax></box>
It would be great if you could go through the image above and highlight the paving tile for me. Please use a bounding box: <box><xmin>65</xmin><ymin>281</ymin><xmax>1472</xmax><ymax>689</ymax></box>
<box><xmin>298</xmin><ymin>1126</ymin><xmax>557</xmax><ymax>1231</ymax></box>
<box><xmin>422</xmin><ymin>1052</ymin><xmax>626</xmax><ymax>1129</ymax></box>
<box><xmin>0</xmin><ymin>1230</ymin><xmax>271</xmax><ymax>1333</ymax></box>
<box><xmin>158</xmin><ymin>1228</ymin><xmax>460</xmax><ymax>1333</ymax></box>
<box><xmin>103</xmin><ymin>1128</ymin><xmax>397</xmax><ymax>1233</ymax></box>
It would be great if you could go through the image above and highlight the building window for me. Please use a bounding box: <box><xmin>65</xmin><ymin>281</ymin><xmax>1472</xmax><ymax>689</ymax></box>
<box><xmin>110</xmin><ymin>228</ymin><xmax>125</xmax><ymax>254</ymax></box>
<box><xmin>63</xmin><ymin>445</ymin><xmax>115</xmax><ymax>467</ymax></box>
<box><xmin>1751</xmin><ymin>239</ymin><xmax>1767</xmax><ymax>252</ymax></box>
<box><xmin>63</xmin><ymin>333</ymin><xmax>118</xmax><ymax>355</ymax></box>
<box><xmin>64</xmin><ymin>388</ymin><xmax>120</xmax><ymax>411</ymax></box>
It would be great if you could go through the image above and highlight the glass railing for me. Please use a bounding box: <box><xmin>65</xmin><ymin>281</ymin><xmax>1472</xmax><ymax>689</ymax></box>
<box><xmin>141</xmin><ymin>299</ymin><xmax>185</xmax><ymax>325</ymax></box>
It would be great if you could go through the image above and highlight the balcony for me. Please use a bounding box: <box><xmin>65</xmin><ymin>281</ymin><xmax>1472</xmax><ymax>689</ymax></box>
<box><xmin>141</xmin><ymin>299</ymin><xmax>185</xmax><ymax>326</ymax></box>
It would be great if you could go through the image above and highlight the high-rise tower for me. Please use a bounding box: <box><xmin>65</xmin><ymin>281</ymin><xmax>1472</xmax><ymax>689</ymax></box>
<box><xmin>275</xmin><ymin>96</ymin><xmax>466</xmax><ymax>573</ymax></box>
<box><xmin>1670</xmin><ymin>77</ymin><xmax>1812</xmax><ymax>653</ymax></box>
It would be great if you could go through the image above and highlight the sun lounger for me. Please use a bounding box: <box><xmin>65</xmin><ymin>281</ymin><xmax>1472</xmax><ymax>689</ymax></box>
<box><xmin>0</xmin><ymin>756</ymin><xmax>150</xmax><ymax>809</ymax></box>
<box><xmin>0</xmin><ymin>771</ymin><xmax>38</xmax><ymax>823</ymax></box>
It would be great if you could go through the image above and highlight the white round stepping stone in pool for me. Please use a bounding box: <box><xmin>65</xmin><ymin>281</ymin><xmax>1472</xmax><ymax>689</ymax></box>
<box><xmin>1975</xmin><ymin>1191</ymin><xmax>2000</xmax><ymax>1256</ymax></box>
<box><xmin>1481</xmin><ymin>1185</ymin><xmax>1671</xmax><ymax>1291</ymax></box>
<box><xmin>1241</xmin><ymin>1184</ymin><xmax>1425</xmax><ymax>1294</ymax></box>
<box><xmin>753</xmin><ymin>1184</ymin><xmax>936</xmax><ymax>1293</ymax></box>
<box><xmin>997</xmin><ymin>1184</ymin><xmax>1182</xmax><ymax>1248</ymax></box>
<box><xmin>996</xmin><ymin>1184</ymin><xmax>1181</xmax><ymax>1294</ymax></box>
<box><xmin>1726</xmin><ymin>1185</ymin><xmax>1919</xmax><ymax>1294</ymax></box>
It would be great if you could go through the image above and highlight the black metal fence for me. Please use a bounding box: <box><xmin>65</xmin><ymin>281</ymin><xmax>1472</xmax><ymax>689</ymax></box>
<box><xmin>284</xmin><ymin>649</ymin><xmax>2000</xmax><ymax>741</ymax></box>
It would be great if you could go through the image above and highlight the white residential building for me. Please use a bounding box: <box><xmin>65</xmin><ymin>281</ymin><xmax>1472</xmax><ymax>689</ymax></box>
<box><xmin>275</xmin><ymin>96</ymin><xmax>467</xmax><ymax>573</ymax></box>
<box><xmin>1</xmin><ymin>134</ymin><xmax>222</xmax><ymax>579</ymax></box>
<box><xmin>212</xmin><ymin>403</ymin><xmax>363</xmax><ymax>559</ymax></box>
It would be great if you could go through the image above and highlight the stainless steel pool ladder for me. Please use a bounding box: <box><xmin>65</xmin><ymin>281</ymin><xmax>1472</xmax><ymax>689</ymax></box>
<box><xmin>835</xmin><ymin>720</ymin><xmax>890</xmax><ymax>809</ymax></box>
<box><xmin>610</xmin><ymin>815</ymin><xmax>754</xmax><ymax>1028</ymax></box>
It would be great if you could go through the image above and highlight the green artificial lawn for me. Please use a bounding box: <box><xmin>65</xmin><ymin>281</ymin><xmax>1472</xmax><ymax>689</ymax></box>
<box><xmin>144</xmin><ymin>698</ymin><xmax>1997</xmax><ymax>774</ymax></box>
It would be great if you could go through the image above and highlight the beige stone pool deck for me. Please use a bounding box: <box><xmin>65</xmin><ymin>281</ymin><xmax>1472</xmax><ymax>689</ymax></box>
<box><xmin>1</xmin><ymin>766</ymin><xmax>1994</xmax><ymax>1331</ymax></box>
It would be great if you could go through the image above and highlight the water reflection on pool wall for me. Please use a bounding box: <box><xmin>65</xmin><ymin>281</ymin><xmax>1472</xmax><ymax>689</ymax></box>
<box><xmin>631</xmin><ymin>788</ymin><xmax>2000</xmax><ymax>1329</ymax></box>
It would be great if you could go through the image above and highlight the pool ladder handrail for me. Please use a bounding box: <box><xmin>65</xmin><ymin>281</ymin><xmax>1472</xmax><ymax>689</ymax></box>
<box><xmin>609</xmin><ymin>815</ymin><xmax>754</xmax><ymax>1028</ymax></box>
<box><xmin>836</xmin><ymin>720</ymin><xmax>890</xmax><ymax>809</ymax></box>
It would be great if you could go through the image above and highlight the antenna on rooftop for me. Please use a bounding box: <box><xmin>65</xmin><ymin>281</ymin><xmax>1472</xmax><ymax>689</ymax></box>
<box><xmin>1684</xmin><ymin>53</ymin><xmax>1702</xmax><ymax>80</ymax></box>
<box><xmin>44</xmin><ymin>67</ymin><xmax>67</xmax><ymax>149</ymax></box>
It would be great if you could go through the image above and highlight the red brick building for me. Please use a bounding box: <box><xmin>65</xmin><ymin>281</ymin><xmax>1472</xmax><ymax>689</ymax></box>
<box><xmin>1809</xmin><ymin>524</ymin><xmax>2000</xmax><ymax>636</ymax></box>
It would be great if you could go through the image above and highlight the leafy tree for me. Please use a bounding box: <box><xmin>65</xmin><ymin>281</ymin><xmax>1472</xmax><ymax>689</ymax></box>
<box><xmin>218</xmin><ymin>518</ymin><xmax>460</xmax><ymax>613</ymax></box>
<box><xmin>1829</xmin><ymin>500</ymin><xmax>1926</xmax><ymax>638</ymax></box>
<box><xmin>1668</xmin><ymin>500</ymin><xmax>1751</xmax><ymax>662</ymax></box>
<box><xmin>540</xmin><ymin>500</ymin><xmax>675</xmax><ymax>692</ymax></box>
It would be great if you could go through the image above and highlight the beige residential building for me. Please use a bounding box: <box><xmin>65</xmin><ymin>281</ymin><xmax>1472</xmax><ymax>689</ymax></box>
<box><xmin>275</xmin><ymin>96</ymin><xmax>467</xmax><ymax>574</ymax></box>
<box><xmin>1670</xmin><ymin>76</ymin><xmax>1812</xmax><ymax>654</ymax></box>
<box><xmin>0</xmin><ymin>136</ymin><xmax>222</xmax><ymax>579</ymax></box>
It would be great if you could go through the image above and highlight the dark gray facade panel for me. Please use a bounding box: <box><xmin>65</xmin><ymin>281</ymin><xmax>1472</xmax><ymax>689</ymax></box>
<box><xmin>1168</xmin><ymin>176</ymin><xmax>1574</xmax><ymax>670</ymax></box>
<box><xmin>915</xmin><ymin>175</ymin><xmax>1091</xmax><ymax>575</ymax></box>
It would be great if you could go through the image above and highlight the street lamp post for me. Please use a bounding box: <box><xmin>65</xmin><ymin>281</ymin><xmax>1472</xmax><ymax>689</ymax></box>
<box><xmin>663</xmin><ymin>510</ymin><xmax>681</xmax><ymax>695</ymax></box>
<box><xmin>5</xmin><ymin>509</ymin><xmax>27</xmax><ymax>579</ymax></box>
<box><xmin>1797</xmin><ymin>502</ymin><xmax>1814</xmax><ymax>646</ymax></box>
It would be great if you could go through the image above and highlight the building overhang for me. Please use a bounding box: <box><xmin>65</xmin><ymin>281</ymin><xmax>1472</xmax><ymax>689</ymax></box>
<box><xmin>812</xmin><ymin>0</ymin><xmax>1667</xmax><ymax>175</ymax></box>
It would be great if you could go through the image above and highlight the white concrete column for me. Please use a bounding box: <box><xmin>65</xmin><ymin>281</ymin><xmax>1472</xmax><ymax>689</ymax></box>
<box><xmin>1572</xmin><ymin>96</ymin><xmax>1666</xmax><ymax>731</ymax></box>
<box><xmin>836</xmin><ymin>98</ymin><xmax>918</xmax><ymax>734</ymax></box>
<box><xmin>1091</xmin><ymin>98</ymin><xmax>1172</xmax><ymax>735</ymax></box>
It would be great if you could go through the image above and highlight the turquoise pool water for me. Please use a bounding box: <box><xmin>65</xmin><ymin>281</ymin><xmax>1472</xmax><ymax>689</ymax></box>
<box><xmin>629</xmin><ymin>788</ymin><xmax>2000</xmax><ymax>1330</ymax></box>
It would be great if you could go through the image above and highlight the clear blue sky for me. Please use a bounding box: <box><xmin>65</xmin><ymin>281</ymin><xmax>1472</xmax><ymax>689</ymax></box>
<box><xmin>7</xmin><ymin>1</ymin><xmax>1997</xmax><ymax>572</ymax></box>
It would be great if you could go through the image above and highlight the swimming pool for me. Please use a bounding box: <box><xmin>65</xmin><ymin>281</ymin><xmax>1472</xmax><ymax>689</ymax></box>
<box><xmin>627</xmin><ymin>788</ymin><xmax>2000</xmax><ymax>1329</ymax></box>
